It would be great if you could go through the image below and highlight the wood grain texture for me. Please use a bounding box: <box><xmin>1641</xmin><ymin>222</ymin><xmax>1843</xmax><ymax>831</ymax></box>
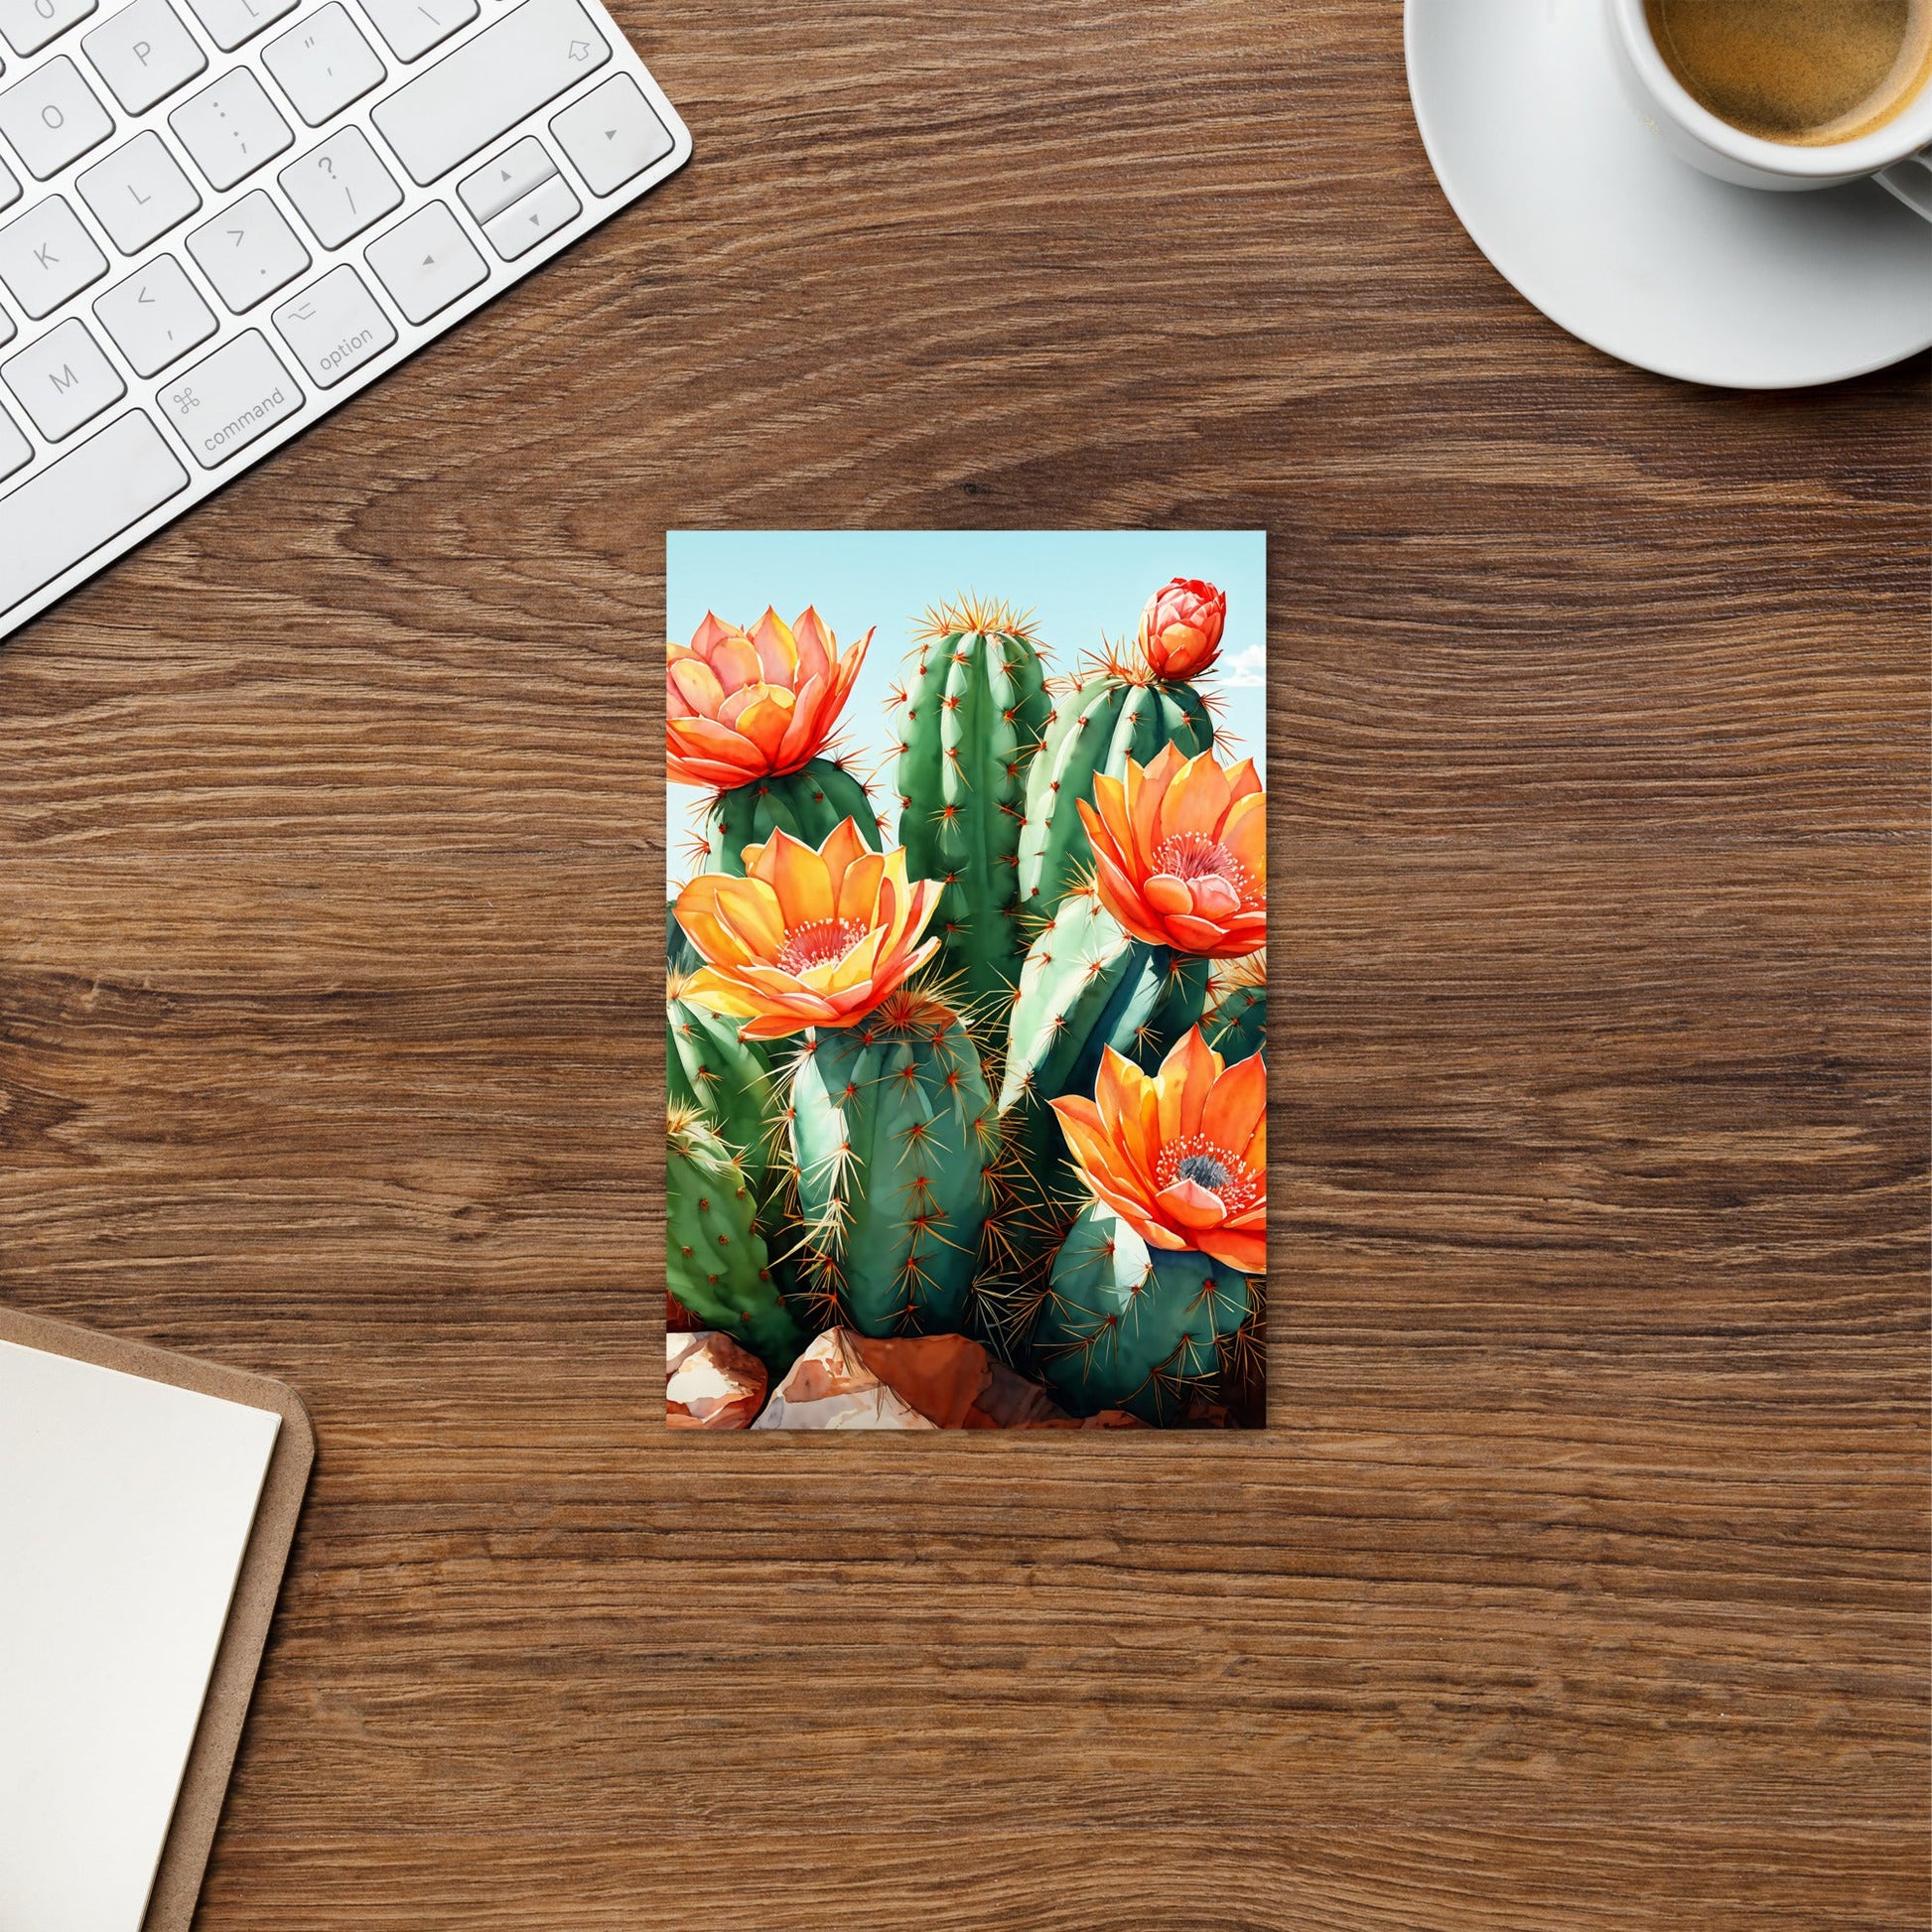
<box><xmin>2</xmin><ymin>2</ymin><xmax>1927</xmax><ymax>1925</ymax></box>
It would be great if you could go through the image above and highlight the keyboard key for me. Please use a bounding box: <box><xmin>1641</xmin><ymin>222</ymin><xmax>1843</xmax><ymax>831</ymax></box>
<box><xmin>3</xmin><ymin>315</ymin><xmax>123</xmax><ymax>438</ymax></box>
<box><xmin>458</xmin><ymin>134</ymin><xmax>553</xmax><ymax>223</ymax></box>
<box><xmin>370</xmin><ymin>0</ymin><xmax>608</xmax><ymax>187</ymax></box>
<box><xmin>263</xmin><ymin>3</ymin><xmax>381</xmax><ymax>126</ymax></box>
<box><xmin>0</xmin><ymin>57</ymin><xmax>115</xmax><ymax>181</ymax></box>
<box><xmin>83</xmin><ymin>0</ymin><xmax>207</xmax><ymax>114</ymax></box>
<box><xmin>481</xmin><ymin>169</ymin><xmax>575</xmax><ymax>260</ymax></box>
<box><xmin>0</xmin><ymin>195</ymin><xmax>107</xmax><ymax>318</ymax></box>
<box><xmin>93</xmin><ymin>249</ymin><xmax>215</xmax><ymax>373</ymax></box>
<box><xmin>0</xmin><ymin>401</ymin><xmax>27</xmax><ymax>479</ymax></box>
<box><xmin>363</xmin><ymin>198</ymin><xmax>483</xmax><ymax>322</ymax></box>
<box><xmin>179</xmin><ymin>0</ymin><xmax>292</xmax><ymax>51</ymax></box>
<box><xmin>157</xmin><ymin>326</ymin><xmax>300</xmax><ymax>466</ymax></box>
<box><xmin>0</xmin><ymin>0</ymin><xmax>97</xmax><ymax>59</ymax></box>
<box><xmin>0</xmin><ymin>409</ymin><xmax>189</xmax><ymax>614</ymax></box>
<box><xmin>280</xmin><ymin>124</ymin><xmax>399</xmax><ymax>247</ymax></box>
<box><xmin>76</xmin><ymin>128</ymin><xmax>201</xmax><ymax>253</ymax></box>
<box><xmin>170</xmin><ymin>67</ymin><xmax>292</xmax><ymax>191</ymax></box>
<box><xmin>550</xmin><ymin>73</ymin><xmax>669</xmax><ymax>197</ymax></box>
<box><xmin>272</xmin><ymin>260</ymin><xmax>392</xmax><ymax>386</ymax></box>
<box><xmin>187</xmin><ymin>186</ymin><xmax>308</xmax><ymax>311</ymax></box>
<box><xmin>0</xmin><ymin>306</ymin><xmax>13</xmax><ymax>346</ymax></box>
<box><xmin>354</xmin><ymin>0</ymin><xmax>472</xmax><ymax>63</ymax></box>
<box><xmin>0</xmin><ymin>156</ymin><xmax>17</xmax><ymax>213</ymax></box>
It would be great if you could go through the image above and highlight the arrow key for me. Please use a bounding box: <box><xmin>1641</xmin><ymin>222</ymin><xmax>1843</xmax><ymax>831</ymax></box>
<box><xmin>481</xmin><ymin>171</ymin><xmax>579</xmax><ymax>262</ymax></box>
<box><xmin>364</xmin><ymin>199</ymin><xmax>486</xmax><ymax>325</ymax></box>
<box><xmin>93</xmin><ymin>252</ymin><xmax>218</xmax><ymax>377</ymax></box>
<box><xmin>551</xmin><ymin>73</ymin><xmax>673</xmax><ymax>198</ymax></box>
<box><xmin>459</xmin><ymin>136</ymin><xmax>556</xmax><ymax>225</ymax></box>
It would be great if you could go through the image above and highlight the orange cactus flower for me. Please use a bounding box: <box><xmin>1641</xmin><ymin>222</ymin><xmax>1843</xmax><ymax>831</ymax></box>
<box><xmin>667</xmin><ymin>606</ymin><xmax>871</xmax><ymax>789</ymax></box>
<box><xmin>1138</xmin><ymin>577</ymin><xmax>1225</xmax><ymax>679</ymax></box>
<box><xmin>1076</xmin><ymin>743</ymin><xmax>1266</xmax><ymax>958</ymax></box>
<box><xmin>674</xmin><ymin>818</ymin><xmax>942</xmax><ymax>1039</ymax></box>
<box><xmin>1051</xmin><ymin>1029</ymin><xmax>1265</xmax><ymax>1275</ymax></box>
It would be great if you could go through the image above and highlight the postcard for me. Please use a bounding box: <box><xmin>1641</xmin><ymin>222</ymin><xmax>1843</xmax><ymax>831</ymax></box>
<box><xmin>666</xmin><ymin>531</ymin><xmax>1267</xmax><ymax>1430</ymax></box>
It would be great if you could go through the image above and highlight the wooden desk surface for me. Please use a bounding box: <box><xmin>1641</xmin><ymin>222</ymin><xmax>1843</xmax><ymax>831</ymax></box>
<box><xmin>2</xmin><ymin>3</ymin><xmax>1926</xmax><ymax>1925</ymax></box>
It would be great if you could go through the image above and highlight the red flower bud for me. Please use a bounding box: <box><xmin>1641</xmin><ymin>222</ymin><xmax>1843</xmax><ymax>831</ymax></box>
<box><xmin>1138</xmin><ymin>578</ymin><xmax>1226</xmax><ymax>679</ymax></box>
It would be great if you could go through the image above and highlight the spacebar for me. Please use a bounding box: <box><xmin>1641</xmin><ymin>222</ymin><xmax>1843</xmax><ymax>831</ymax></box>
<box><xmin>370</xmin><ymin>0</ymin><xmax>610</xmax><ymax>187</ymax></box>
<box><xmin>0</xmin><ymin>412</ymin><xmax>190</xmax><ymax>616</ymax></box>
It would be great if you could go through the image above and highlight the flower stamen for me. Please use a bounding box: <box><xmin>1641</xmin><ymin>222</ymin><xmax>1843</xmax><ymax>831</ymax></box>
<box><xmin>776</xmin><ymin>916</ymin><xmax>869</xmax><ymax>975</ymax></box>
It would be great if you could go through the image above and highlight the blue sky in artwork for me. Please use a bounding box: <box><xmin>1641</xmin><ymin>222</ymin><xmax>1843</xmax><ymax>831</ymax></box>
<box><xmin>667</xmin><ymin>530</ymin><xmax>1267</xmax><ymax>874</ymax></box>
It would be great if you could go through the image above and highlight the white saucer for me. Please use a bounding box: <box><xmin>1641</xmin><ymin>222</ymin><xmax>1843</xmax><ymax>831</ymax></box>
<box><xmin>1406</xmin><ymin>0</ymin><xmax>1932</xmax><ymax>388</ymax></box>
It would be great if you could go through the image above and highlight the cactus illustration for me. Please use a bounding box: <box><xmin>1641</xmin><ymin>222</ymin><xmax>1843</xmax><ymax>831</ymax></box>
<box><xmin>1017</xmin><ymin>661</ymin><xmax>1213</xmax><ymax>924</ymax></box>
<box><xmin>702</xmin><ymin>758</ymin><xmax>883</xmax><ymax>876</ymax></box>
<box><xmin>892</xmin><ymin>601</ymin><xmax>1050</xmax><ymax>1008</ymax></box>
<box><xmin>667</xmin><ymin>1107</ymin><xmax>804</xmax><ymax>1372</ymax></box>
<box><xmin>667</xmin><ymin>985</ymin><xmax>779</xmax><ymax>1200</ymax></box>
<box><xmin>1035</xmin><ymin>1204</ymin><xmax>1254</xmax><ymax>1422</ymax></box>
<box><xmin>785</xmin><ymin>991</ymin><xmax>995</xmax><ymax>1338</ymax></box>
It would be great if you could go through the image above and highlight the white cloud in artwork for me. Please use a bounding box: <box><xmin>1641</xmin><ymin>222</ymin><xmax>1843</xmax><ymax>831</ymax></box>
<box><xmin>1219</xmin><ymin>643</ymin><xmax>1266</xmax><ymax>688</ymax></box>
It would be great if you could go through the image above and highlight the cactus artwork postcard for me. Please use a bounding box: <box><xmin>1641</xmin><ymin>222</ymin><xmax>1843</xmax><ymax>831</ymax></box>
<box><xmin>665</xmin><ymin>531</ymin><xmax>1268</xmax><ymax>1432</ymax></box>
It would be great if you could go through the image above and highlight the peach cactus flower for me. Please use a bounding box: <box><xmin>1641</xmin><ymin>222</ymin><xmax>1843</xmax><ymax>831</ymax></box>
<box><xmin>667</xmin><ymin>607</ymin><xmax>871</xmax><ymax>789</ymax></box>
<box><xmin>1076</xmin><ymin>743</ymin><xmax>1266</xmax><ymax>958</ymax></box>
<box><xmin>1138</xmin><ymin>578</ymin><xmax>1225</xmax><ymax>679</ymax></box>
<box><xmin>1051</xmin><ymin>1029</ymin><xmax>1265</xmax><ymax>1275</ymax></box>
<box><xmin>674</xmin><ymin>818</ymin><xmax>942</xmax><ymax>1039</ymax></box>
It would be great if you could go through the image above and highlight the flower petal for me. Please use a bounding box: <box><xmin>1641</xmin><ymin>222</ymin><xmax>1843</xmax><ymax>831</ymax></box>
<box><xmin>1159</xmin><ymin>751</ymin><xmax>1232</xmax><ymax>843</ymax></box>
<box><xmin>1144</xmin><ymin>874</ymin><xmax>1193</xmax><ymax>917</ymax></box>
<box><xmin>1201</xmin><ymin>1050</ymin><xmax>1266</xmax><ymax>1162</ymax></box>
<box><xmin>1197</xmin><ymin>1226</ymin><xmax>1265</xmax><ymax>1273</ymax></box>
<box><xmin>1155</xmin><ymin>1176</ymin><xmax>1229</xmax><ymax>1232</ymax></box>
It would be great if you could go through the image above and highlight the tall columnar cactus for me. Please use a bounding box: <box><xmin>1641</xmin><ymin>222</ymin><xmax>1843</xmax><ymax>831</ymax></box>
<box><xmin>1017</xmin><ymin>663</ymin><xmax>1213</xmax><ymax>924</ymax></box>
<box><xmin>667</xmin><ymin>1108</ymin><xmax>804</xmax><ymax>1371</ymax></box>
<box><xmin>667</xmin><ymin>987</ymin><xmax>778</xmax><ymax>1200</ymax></box>
<box><xmin>786</xmin><ymin>992</ymin><xmax>995</xmax><ymax>1338</ymax></box>
<box><xmin>996</xmin><ymin>883</ymin><xmax>1209</xmax><ymax>1186</ymax></box>
<box><xmin>893</xmin><ymin>602</ymin><xmax>1050</xmax><ymax>1008</ymax></box>
<box><xmin>1035</xmin><ymin>1205</ymin><xmax>1254</xmax><ymax>1423</ymax></box>
<box><xmin>667</xmin><ymin>903</ymin><xmax>701</xmax><ymax>975</ymax></box>
<box><xmin>701</xmin><ymin>759</ymin><xmax>882</xmax><ymax>876</ymax></box>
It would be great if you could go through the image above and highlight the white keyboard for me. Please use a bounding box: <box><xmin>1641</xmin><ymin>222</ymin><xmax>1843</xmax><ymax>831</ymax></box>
<box><xmin>0</xmin><ymin>0</ymin><xmax>688</xmax><ymax>639</ymax></box>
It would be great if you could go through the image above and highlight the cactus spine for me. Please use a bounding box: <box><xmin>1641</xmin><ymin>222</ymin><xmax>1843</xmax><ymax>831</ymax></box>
<box><xmin>1017</xmin><ymin>668</ymin><xmax>1213</xmax><ymax>922</ymax></box>
<box><xmin>703</xmin><ymin>758</ymin><xmax>882</xmax><ymax>876</ymax></box>
<box><xmin>667</xmin><ymin>1107</ymin><xmax>804</xmax><ymax>1371</ymax></box>
<box><xmin>787</xmin><ymin>994</ymin><xmax>995</xmax><ymax>1338</ymax></box>
<box><xmin>1035</xmin><ymin>1205</ymin><xmax>1254</xmax><ymax>1423</ymax></box>
<box><xmin>893</xmin><ymin>603</ymin><xmax>1050</xmax><ymax>1009</ymax></box>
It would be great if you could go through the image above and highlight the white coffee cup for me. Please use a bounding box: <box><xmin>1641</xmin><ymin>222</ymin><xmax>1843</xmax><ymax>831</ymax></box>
<box><xmin>1606</xmin><ymin>0</ymin><xmax>1932</xmax><ymax>219</ymax></box>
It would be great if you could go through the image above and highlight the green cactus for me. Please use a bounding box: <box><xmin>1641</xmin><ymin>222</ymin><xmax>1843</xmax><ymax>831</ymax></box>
<box><xmin>1017</xmin><ymin>666</ymin><xmax>1213</xmax><ymax>923</ymax></box>
<box><xmin>973</xmin><ymin>885</ymin><xmax>1208</xmax><ymax>1364</ymax></box>
<box><xmin>667</xmin><ymin>1108</ymin><xmax>804</xmax><ymax>1372</ymax></box>
<box><xmin>893</xmin><ymin>605</ymin><xmax>1050</xmax><ymax>1009</ymax></box>
<box><xmin>667</xmin><ymin>903</ymin><xmax>701</xmax><ymax>975</ymax></box>
<box><xmin>1035</xmin><ymin>1204</ymin><xmax>1254</xmax><ymax>1423</ymax></box>
<box><xmin>667</xmin><ymin>992</ymin><xmax>778</xmax><ymax>1200</ymax></box>
<box><xmin>1203</xmin><ymin>976</ymin><xmax>1266</xmax><ymax>1063</ymax></box>
<box><xmin>996</xmin><ymin>883</ymin><xmax>1209</xmax><ymax>1180</ymax></box>
<box><xmin>787</xmin><ymin>995</ymin><xmax>995</xmax><ymax>1338</ymax></box>
<box><xmin>703</xmin><ymin>759</ymin><xmax>882</xmax><ymax>876</ymax></box>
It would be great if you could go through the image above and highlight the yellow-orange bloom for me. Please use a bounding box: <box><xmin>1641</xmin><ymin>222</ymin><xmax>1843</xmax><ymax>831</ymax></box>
<box><xmin>1051</xmin><ymin>1029</ymin><xmax>1265</xmax><ymax>1275</ymax></box>
<box><xmin>1076</xmin><ymin>743</ymin><xmax>1265</xmax><ymax>957</ymax></box>
<box><xmin>675</xmin><ymin>818</ymin><xmax>942</xmax><ymax>1039</ymax></box>
<box><xmin>667</xmin><ymin>607</ymin><xmax>870</xmax><ymax>789</ymax></box>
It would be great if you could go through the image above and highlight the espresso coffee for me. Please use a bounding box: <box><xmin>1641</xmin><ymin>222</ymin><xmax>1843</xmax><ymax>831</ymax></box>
<box><xmin>1644</xmin><ymin>0</ymin><xmax>1932</xmax><ymax>144</ymax></box>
